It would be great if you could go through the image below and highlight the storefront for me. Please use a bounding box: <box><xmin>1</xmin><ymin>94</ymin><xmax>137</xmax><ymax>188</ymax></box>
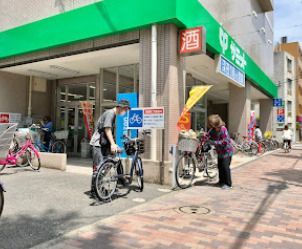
<box><xmin>0</xmin><ymin>0</ymin><xmax>278</xmax><ymax>183</ymax></box>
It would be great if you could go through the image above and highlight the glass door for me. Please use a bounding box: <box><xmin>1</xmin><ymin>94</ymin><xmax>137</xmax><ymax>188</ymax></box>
<box><xmin>191</xmin><ymin>108</ymin><xmax>207</xmax><ymax>132</ymax></box>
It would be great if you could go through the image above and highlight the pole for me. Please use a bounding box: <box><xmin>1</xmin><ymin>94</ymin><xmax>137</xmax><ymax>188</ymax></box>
<box><xmin>151</xmin><ymin>24</ymin><xmax>157</xmax><ymax>161</ymax></box>
<box><xmin>28</xmin><ymin>75</ymin><xmax>33</xmax><ymax>117</ymax></box>
<box><xmin>160</xmin><ymin>129</ymin><xmax>165</xmax><ymax>185</ymax></box>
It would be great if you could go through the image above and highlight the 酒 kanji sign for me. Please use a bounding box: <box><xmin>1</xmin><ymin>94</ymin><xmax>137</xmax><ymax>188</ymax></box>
<box><xmin>179</xmin><ymin>27</ymin><xmax>206</xmax><ymax>56</ymax></box>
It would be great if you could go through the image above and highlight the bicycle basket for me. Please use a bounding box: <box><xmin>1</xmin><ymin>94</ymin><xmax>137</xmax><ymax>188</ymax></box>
<box><xmin>53</xmin><ymin>130</ymin><xmax>69</xmax><ymax>140</ymax></box>
<box><xmin>0</xmin><ymin>124</ymin><xmax>18</xmax><ymax>159</ymax></box>
<box><xmin>178</xmin><ymin>138</ymin><xmax>199</xmax><ymax>152</ymax></box>
<box><xmin>124</xmin><ymin>141</ymin><xmax>136</xmax><ymax>156</ymax></box>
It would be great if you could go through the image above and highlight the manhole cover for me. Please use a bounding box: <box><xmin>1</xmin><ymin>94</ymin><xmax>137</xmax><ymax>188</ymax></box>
<box><xmin>178</xmin><ymin>206</ymin><xmax>211</xmax><ymax>215</ymax></box>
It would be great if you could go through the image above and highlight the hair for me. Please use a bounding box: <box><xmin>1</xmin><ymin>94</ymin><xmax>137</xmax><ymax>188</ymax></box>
<box><xmin>256</xmin><ymin>125</ymin><xmax>260</xmax><ymax>129</ymax></box>
<box><xmin>284</xmin><ymin>125</ymin><xmax>289</xmax><ymax>130</ymax></box>
<box><xmin>208</xmin><ymin>114</ymin><xmax>225</xmax><ymax>129</ymax></box>
<box><xmin>43</xmin><ymin>116</ymin><xmax>51</xmax><ymax>122</ymax></box>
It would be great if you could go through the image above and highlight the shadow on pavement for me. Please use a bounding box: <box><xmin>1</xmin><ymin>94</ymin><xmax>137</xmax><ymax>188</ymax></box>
<box><xmin>231</xmin><ymin>181</ymin><xmax>288</xmax><ymax>249</ymax></box>
<box><xmin>271</xmin><ymin>153</ymin><xmax>302</xmax><ymax>160</ymax></box>
<box><xmin>0</xmin><ymin>209</ymin><xmax>79</xmax><ymax>249</ymax></box>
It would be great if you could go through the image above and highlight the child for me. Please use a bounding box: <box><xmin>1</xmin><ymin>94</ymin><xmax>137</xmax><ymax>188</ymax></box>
<box><xmin>207</xmin><ymin>115</ymin><xmax>233</xmax><ymax>189</ymax></box>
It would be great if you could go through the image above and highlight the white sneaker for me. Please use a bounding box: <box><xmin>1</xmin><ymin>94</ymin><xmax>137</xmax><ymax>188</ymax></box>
<box><xmin>221</xmin><ymin>185</ymin><xmax>232</xmax><ymax>190</ymax></box>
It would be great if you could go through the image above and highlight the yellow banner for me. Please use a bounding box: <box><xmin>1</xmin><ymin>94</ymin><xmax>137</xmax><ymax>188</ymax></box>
<box><xmin>177</xmin><ymin>85</ymin><xmax>212</xmax><ymax>130</ymax></box>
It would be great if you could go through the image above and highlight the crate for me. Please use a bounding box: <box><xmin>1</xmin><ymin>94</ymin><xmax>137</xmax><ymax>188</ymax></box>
<box><xmin>178</xmin><ymin>138</ymin><xmax>199</xmax><ymax>152</ymax></box>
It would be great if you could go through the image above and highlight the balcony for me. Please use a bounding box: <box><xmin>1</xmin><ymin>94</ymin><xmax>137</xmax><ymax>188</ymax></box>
<box><xmin>257</xmin><ymin>0</ymin><xmax>273</xmax><ymax>12</ymax></box>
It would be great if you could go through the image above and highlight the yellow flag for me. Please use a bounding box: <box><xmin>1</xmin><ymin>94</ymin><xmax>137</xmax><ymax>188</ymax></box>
<box><xmin>177</xmin><ymin>85</ymin><xmax>212</xmax><ymax>130</ymax></box>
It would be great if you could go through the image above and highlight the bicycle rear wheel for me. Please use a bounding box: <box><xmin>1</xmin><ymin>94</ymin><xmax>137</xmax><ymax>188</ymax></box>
<box><xmin>27</xmin><ymin>149</ymin><xmax>41</xmax><ymax>170</ymax></box>
<box><xmin>16</xmin><ymin>150</ymin><xmax>31</xmax><ymax>167</ymax></box>
<box><xmin>135</xmin><ymin>157</ymin><xmax>144</xmax><ymax>192</ymax></box>
<box><xmin>51</xmin><ymin>141</ymin><xmax>66</xmax><ymax>153</ymax></box>
<box><xmin>94</xmin><ymin>161</ymin><xmax>118</xmax><ymax>201</ymax></box>
<box><xmin>205</xmin><ymin>155</ymin><xmax>218</xmax><ymax>179</ymax></box>
<box><xmin>0</xmin><ymin>189</ymin><xmax>3</xmax><ymax>217</ymax></box>
<box><xmin>175</xmin><ymin>153</ymin><xmax>196</xmax><ymax>189</ymax></box>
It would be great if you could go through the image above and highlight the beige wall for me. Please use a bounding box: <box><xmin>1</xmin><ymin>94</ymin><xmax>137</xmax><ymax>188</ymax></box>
<box><xmin>0</xmin><ymin>71</ymin><xmax>28</xmax><ymax>115</ymax></box>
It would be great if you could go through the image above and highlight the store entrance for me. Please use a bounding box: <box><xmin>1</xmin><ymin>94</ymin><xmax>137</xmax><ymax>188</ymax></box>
<box><xmin>57</xmin><ymin>82</ymin><xmax>95</xmax><ymax>156</ymax></box>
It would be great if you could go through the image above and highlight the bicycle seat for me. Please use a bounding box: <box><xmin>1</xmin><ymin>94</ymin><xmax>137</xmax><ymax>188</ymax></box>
<box><xmin>242</xmin><ymin>136</ymin><xmax>248</xmax><ymax>139</ymax></box>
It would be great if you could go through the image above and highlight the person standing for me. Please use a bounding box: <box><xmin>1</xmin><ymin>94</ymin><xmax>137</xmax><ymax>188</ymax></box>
<box><xmin>207</xmin><ymin>114</ymin><xmax>233</xmax><ymax>189</ymax></box>
<box><xmin>282</xmin><ymin>124</ymin><xmax>293</xmax><ymax>149</ymax></box>
<box><xmin>89</xmin><ymin>100</ymin><xmax>130</xmax><ymax>195</ymax></box>
<box><xmin>254</xmin><ymin>125</ymin><xmax>263</xmax><ymax>142</ymax></box>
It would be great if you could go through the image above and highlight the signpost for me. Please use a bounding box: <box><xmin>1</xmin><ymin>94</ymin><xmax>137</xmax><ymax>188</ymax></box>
<box><xmin>117</xmin><ymin>93</ymin><xmax>138</xmax><ymax>158</ymax></box>
<box><xmin>273</xmin><ymin>99</ymin><xmax>283</xmax><ymax>107</ymax></box>
<box><xmin>128</xmin><ymin>107</ymin><xmax>165</xmax><ymax>129</ymax></box>
<box><xmin>0</xmin><ymin>112</ymin><xmax>21</xmax><ymax>124</ymax></box>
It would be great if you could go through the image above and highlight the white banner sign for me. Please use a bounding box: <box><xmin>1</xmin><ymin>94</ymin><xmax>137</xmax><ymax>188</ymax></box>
<box><xmin>128</xmin><ymin>107</ymin><xmax>165</xmax><ymax>129</ymax></box>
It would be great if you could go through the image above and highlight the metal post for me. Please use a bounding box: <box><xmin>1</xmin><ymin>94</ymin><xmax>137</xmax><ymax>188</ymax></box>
<box><xmin>151</xmin><ymin>24</ymin><xmax>158</xmax><ymax>161</ymax></box>
<box><xmin>160</xmin><ymin>129</ymin><xmax>165</xmax><ymax>185</ymax></box>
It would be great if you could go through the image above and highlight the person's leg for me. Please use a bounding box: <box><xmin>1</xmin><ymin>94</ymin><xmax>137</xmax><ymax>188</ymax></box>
<box><xmin>91</xmin><ymin>146</ymin><xmax>103</xmax><ymax>195</ymax></box>
<box><xmin>222</xmin><ymin>157</ymin><xmax>232</xmax><ymax>187</ymax></box>
<box><xmin>289</xmin><ymin>140</ymin><xmax>292</xmax><ymax>149</ymax></box>
<box><xmin>217</xmin><ymin>157</ymin><xmax>224</xmax><ymax>185</ymax></box>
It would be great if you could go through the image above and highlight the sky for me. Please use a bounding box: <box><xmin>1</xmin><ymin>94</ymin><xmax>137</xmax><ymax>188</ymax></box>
<box><xmin>274</xmin><ymin>0</ymin><xmax>302</xmax><ymax>46</ymax></box>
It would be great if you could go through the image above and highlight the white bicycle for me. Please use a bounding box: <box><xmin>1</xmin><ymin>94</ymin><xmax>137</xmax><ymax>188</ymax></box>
<box><xmin>129</xmin><ymin>114</ymin><xmax>142</xmax><ymax>124</ymax></box>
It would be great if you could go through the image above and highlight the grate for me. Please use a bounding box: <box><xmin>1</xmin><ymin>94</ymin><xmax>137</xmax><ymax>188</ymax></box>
<box><xmin>177</xmin><ymin>206</ymin><xmax>211</xmax><ymax>215</ymax></box>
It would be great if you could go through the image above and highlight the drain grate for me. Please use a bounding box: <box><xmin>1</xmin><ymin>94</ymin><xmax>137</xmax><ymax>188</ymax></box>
<box><xmin>178</xmin><ymin>206</ymin><xmax>211</xmax><ymax>215</ymax></box>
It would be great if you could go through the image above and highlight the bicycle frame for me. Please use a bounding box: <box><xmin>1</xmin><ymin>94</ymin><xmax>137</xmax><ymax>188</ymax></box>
<box><xmin>0</xmin><ymin>138</ymin><xmax>40</xmax><ymax>166</ymax></box>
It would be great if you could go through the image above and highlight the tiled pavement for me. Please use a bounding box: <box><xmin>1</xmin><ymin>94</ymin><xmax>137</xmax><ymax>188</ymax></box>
<box><xmin>34</xmin><ymin>146</ymin><xmax>302</xmax><ymax>249</ymax></box>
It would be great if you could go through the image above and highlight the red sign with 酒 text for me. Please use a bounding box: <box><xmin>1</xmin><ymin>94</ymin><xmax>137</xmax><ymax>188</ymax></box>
<box><xmin>179</xmin><ymin>27</ymin><xmax>204</xmax><ymax>55</ymax></box>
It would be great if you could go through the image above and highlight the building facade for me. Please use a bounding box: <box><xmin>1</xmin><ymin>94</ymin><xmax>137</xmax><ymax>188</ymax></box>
<box><xmin>274</xmin><ymin>51</ymin><xmax>296</xmax><ymax>142</ymax></box>
<box><xmin>276</xmin><ymin>39</ymin><xmax>302</xmax><ymax>140</ymax></box>
<box><xmin>0</xmin><ymin>0</ymin><xmax>277</xmax><ymax>184</ymax></box>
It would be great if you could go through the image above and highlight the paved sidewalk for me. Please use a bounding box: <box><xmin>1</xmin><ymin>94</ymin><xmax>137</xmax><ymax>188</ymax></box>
<box><xmin>34</xmin><ymin>146</ymin><xmax>302</xmax><ymax>249</ymax></box>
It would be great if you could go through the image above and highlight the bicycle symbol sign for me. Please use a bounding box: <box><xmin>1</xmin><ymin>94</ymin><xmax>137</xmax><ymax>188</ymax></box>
<box><xmin>128</xmin><ymin>110</ymin><xmax>143</xmax><ymax>128</ymax></box>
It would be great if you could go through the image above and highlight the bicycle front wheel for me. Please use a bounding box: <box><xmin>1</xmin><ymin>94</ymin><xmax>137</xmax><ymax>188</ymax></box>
<box><xmin>51</xmin><ymin>141</ymin><xmax>66</xmax><ymax>153</ymax></box>
<box><xmin>16</xmin><ymin>150</ymin><xmax>31</xmax><ymax>167</ymax></box>
<box><xmin>94</xmin><ymin>161</ymin><xmax>118</xmax><ymax>201</ymax></box>
<box><xmin>175</xmin><ymin>153</ymin><xmax>196</xmax><ymax>189</ymax></box>
<box><xmin>27</xmin><ymin>149</ymin><xmax>41</xmax><ymax>171</ymax></box>
<box><xmin>135</xmin><ymin>157</ymin><xmax>144</xmax><ymax>192</ymax></box>
<box><xmin>0</xmin><ymin>189</ymin><xmax>4</xmax><ymax>217</ymax></box>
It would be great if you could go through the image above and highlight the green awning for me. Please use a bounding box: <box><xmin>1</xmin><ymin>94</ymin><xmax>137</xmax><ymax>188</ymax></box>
<box><xmin>0</xmin><ymin>0</ymin><xmax>277</xmax><ymax>97</ymax></box>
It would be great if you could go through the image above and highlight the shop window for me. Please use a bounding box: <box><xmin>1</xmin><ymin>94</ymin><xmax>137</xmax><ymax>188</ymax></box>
<box><xmin>103</xmin><ymin>68</ymin><xmax>117</xmax><ymax>102</ymax></box>
<box><xmin>68</xmin><ymin>84</ymin><xmax>88</xmax><ymax>101</ymax></box>
<box><xmin>118</xmin><ymin>65</ymin><xmax>135</xmax><ymax>93</ymax></box>
<box><xmin>185</xmin><ymin>73</ymin><xmax>206</xmax><ymax>109</ymax></box>
<box><xmin>89</xmin><ymin>83</ymin><xmax>96</xmax><ymax>101</ymax></box>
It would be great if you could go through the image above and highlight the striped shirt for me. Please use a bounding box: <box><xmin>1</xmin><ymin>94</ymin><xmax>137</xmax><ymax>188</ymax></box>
<box><xmin>209</xmin><ymin>126</ymin><xmax>233</xmax><ymax>158</ymax></box>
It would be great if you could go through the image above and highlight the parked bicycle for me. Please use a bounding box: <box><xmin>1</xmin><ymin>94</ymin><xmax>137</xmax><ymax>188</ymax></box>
<box><xmin>0</xmin><ymin>181</ymin><xmax>4</xmax><ymax>217</ymax></box>
<box><xmin>92</xmin><ymin>130</ymin><xmax>151</xmax><ymax>201</ymax></box>
<box><xmin>231</xmin><ymin>133</ymin><xmax>258</xmax><ymax>156</ymax></box>
<box><xmin>0</xmin><ymin>124</ymin><xmax>41</xmax><ymax>172</ymax></box>
<box><xmin>175</xmin><ymin>132</ymin><xmax>218</xmax><ymax>189</ymax></box>
<box><xmin>30</xmin><ymin>124</ymin><xmax>67</xmax><ymax>153</ymax></box>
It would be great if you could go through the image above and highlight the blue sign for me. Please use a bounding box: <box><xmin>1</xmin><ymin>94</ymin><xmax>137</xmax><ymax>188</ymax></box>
<box><xmin>277</xmin><ymin>115</ymin><xmax>285</xmax><ymax>123</ymax></box>
<box><xmin>116</xmin><ymin>93</ymin><xmax>138</xmax><ymax>158</ymax></box>
<box><xmin>128</xmin><ymin>110</ymin><xmax>143</xmax><ymax>128</ymax></box>
<box><xmin>273</xmin><ymin>98</ymin><xmax>282</xmax><ymax>107</ymax></box>
<box><xmin>218</xmin><ymin>56</ymin><xmax>245</xmax><ymax>87</ymax></box>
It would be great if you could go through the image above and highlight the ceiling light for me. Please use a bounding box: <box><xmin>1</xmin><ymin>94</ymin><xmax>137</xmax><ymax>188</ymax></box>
<box><xmin>50</xmin><ymin>65</ymin><xmax>80</xmax><ymax>75</ymax></box>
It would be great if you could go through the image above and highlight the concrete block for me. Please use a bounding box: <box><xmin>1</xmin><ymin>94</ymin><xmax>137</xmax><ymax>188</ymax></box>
<box><xmin>39</xmin><ymin>152</ymin><xmax>67</xmax><ymax>171</ymax></box>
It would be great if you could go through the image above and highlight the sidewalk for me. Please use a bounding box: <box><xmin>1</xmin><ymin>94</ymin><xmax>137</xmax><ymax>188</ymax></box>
<box><xmin>33</xmin><ymin>145</ymin><xmax>302</xmax><ymax>249</ymax></box>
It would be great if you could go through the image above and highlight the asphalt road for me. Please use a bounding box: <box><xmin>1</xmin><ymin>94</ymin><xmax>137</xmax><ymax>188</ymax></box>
<box><xmin>0</xmin><ymin>166</ymin><xmax>169</xmax><ymax>249</ymax></box>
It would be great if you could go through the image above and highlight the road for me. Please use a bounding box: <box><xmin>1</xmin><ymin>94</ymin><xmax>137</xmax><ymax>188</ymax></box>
<box><xmin>0</xmin><ymin>166</ymin><xmax>169</xmax><ymax>249</ymax></box>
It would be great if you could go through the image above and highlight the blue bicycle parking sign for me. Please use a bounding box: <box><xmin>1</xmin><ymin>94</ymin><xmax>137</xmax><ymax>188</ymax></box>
<box><xmin>273</xmin><ymin>98</ymin><xmax>282</xmax><ymax>107</ymax></box>
<box><xmin>128</xmin><ymin>110</ymin><xmax>143</xmax><ymax>128</ymax></box>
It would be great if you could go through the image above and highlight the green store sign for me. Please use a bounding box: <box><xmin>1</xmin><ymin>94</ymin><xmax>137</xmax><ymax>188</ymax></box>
<box><xmin>0</xmin><ymin>0</ymin><xmax>277</xmax><ymax>97</ymax></box>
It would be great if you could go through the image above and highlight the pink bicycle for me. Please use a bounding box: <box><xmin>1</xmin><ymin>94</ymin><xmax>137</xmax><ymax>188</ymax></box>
<box><xmin>0</xmin><ymin>123</ymin><xmax>41</xmax><ymax>172</ymax></box>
